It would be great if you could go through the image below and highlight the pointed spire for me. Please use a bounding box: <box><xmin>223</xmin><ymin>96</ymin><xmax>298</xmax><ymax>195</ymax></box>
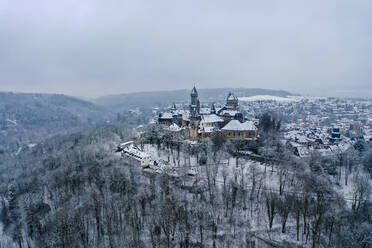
<box><xmin>191</xmin><ymin>85</ymin><xmax>198</xmax><ymax>96</ymax></box>
<box><xmin>171</xmin><ymin>103</ymin><xmax>176</xmax><ymax>111</ymax></box>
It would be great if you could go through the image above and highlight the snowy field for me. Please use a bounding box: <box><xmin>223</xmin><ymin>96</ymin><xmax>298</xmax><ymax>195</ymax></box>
<box><xmin>239</xmin><ymin>95</ymin><xmax>304</xmax><ymax>102</ymax></box>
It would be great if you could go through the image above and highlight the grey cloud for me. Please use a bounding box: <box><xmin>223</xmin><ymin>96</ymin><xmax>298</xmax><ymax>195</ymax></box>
<box><xmin>0</xmin><ymin>0</ymin><xmax>371</xmax><ymax>97</ymax></box>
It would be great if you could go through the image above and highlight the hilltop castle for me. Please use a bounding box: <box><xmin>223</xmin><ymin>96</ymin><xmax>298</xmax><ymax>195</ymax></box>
<box><xmin>158</xmin><ymin>86</ymin><xmax>258</xmax><ymax>140</ymax></box>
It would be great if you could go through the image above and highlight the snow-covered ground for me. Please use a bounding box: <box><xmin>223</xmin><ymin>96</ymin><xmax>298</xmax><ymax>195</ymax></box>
<box><xmin>239</xmin><ymin>95</ymin><xmax>304</xmax><ymax>102</ymax></box>
<box><xmin>143</xmin><ymin>144</ymin><xmax>358</xmax><ymax>200</ymax></box>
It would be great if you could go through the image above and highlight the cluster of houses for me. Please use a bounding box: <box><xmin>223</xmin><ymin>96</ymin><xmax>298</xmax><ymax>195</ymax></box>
<box><xmin>274</xmin><ymin>98</ymin><xmax>372</xmax><ymax>158</ymax></box>
<box><xmin>158</xmin><ymin>86</ymin><xmax>258</xmax><ymax>140</ymax></box>
<box><xmin>284</xmin><ymin>127</ymin><xmax>353</xmax><ymax>158</ymax></box>
<box><xmin>235</xmin><ymin>94</ymin><xmax>372</xmax><ymax>158</ymax></box>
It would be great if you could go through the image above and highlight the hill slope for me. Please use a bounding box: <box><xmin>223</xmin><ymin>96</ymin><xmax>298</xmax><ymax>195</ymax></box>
<box><xmin>0</xmin><ymin>92</ymin><xmax>113</xmax><ymax>153</ymax></box>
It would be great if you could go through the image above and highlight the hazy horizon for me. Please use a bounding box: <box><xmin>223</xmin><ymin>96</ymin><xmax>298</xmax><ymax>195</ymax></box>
<box><xmin>1</xmin><ymin>0</ymin><xmax>371</xmax><ymax>98</ymax></box>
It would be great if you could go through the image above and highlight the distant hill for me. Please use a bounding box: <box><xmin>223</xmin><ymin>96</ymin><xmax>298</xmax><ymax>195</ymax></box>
<box><xmin>0</xmin><ymin>92</ymin><xmax>114</xmax><ymax>153</ymax></box>
<box><xmin>93</xmin><ymin>88</ymin><xmax>297</xmax><ymax>112</ymax></box>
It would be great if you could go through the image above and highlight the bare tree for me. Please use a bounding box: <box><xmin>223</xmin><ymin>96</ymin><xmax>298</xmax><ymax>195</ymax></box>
<box><xmin>264</xmin><ymin>190</ymin><xmax>278</xmax><ymax>231</ymax></box>
<box><xmin>277</xmin><ymin>193</ymin><xmax>294</xmax><ymax>233</ymax></box>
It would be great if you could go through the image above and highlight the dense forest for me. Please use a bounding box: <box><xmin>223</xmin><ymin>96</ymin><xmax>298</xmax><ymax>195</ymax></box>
<box><xmin>0</xmin><ymin>118</ymin><xmax>371</xmax><ymax>247</ymax></box>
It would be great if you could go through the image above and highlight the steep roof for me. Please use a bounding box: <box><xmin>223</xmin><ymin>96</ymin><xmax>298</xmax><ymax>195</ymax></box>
<box><xmin>200</xmin><ymin>114</ymin><xmax>224</xmax><ymax>123</ymax></box>
<box><xmin>241</xmin><ymin>121</ymin><xmax>258</xmax><ymax>130</ymax></box>
<box><xmin>222</xmin><ymin>120</ymin><xmax>257</xmax><ymax>131</ymax></box>
<box><xmin>168</xmin><ymin>123</ymin><xmax>182</xmax><ymax>132</ymax></box>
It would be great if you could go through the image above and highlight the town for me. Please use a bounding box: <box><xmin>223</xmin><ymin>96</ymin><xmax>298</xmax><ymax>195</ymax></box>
<box><xmin>120</xmin><ymin>86</ymin><xmax>372</xmax><ymax>170</ymax></box>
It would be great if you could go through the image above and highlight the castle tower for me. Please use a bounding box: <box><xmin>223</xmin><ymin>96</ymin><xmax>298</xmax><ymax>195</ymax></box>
<box><xmin>189</xmin><ymin>86</ymin><xmax>200</xmax><ymax>140</ymax></box>
<box><xmin>226</xmin><ymin>92</ymin><xmax>239</xmax><ymax>110</ymax></box>
<box><xmin>189</xmin><ymin>86</ymin><xmax>200</xmax><ymax>119</ymax></box>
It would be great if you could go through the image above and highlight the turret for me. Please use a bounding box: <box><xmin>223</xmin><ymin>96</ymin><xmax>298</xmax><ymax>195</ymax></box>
<box><xmin>210</xmin><ymin>103</ymin><xmax>216</xmax><ymax>114</ymax></box>
<box><xmin>170</xmin><ymin>103</ymin><xmax>176</xmax><ymax>112</ymax></box>
<box><xmin>226</xmin><ymin>92</ymin><xmax>239</xmax><ymax>110</ymax></box>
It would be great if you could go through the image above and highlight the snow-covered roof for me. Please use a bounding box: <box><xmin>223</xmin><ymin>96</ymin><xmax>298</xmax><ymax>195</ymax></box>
<box><xmin>241</xmin><ymin>121</ymin><xmax>258</xmax><ymax>130</ymax></box>
<box><xmin>167</xmin><ymin>123</ymin><xmax>182</xmax><ymax>132</ymax></box>
<box><xmin>200</xmin><ymin>114</ymin><xmax>224</xmax><ymax>123</ymax></box>
<box><xmin>120</xmin><ymin>141</ymin><xmax>134</xmax><ymax>148</ymax></box>
<box><xmin>294</xmin><ymin>141</ymin><xmax>352</xmax><ymax>158</ymax></box>
<box><xmin>222</xmin><ymin>120</ymin><xmax>257</xmax><ymax>131</ymax></box>
<box><xmin>173</xmin><ymin>109</ymin><xmax>189</xmax><ymax>115</ymax></box>
<box><xmin>220</xmin><ymin>110</ymin><xmax>239</xmax><ymax>116</ymax></box>
<box><xmin>122</xmin><ymin>145</ymin><xmax>151</xmax><ymax>160</ymax></box>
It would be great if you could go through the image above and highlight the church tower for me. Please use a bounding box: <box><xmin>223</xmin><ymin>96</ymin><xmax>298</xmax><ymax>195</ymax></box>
<box><xmin>189</xmin><ymin>86</ymin><xmax>200</xmax><ymax>140</ymax></box>
<box><xmin>189</xmin><ymin>86</ymin><xmax>200</xmax><ymax>118</ymax></box>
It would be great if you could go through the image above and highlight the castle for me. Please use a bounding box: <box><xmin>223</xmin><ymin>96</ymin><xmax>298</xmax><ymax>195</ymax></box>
<box><xmin>158</xmin><ymin>86</ymin><xmax>258</xmax><ymax>140</ymax></box>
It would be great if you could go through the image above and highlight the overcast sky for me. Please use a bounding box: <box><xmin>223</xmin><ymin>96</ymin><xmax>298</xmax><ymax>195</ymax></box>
<box><xmin>0</xmin><ymin>0</ymin><xmax>371</xmax><ymax>98</ymax></box>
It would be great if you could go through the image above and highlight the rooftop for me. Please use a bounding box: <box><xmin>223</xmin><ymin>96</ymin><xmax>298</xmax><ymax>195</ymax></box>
<box><xmin>222</xmin><ymin>120</ymin><xmax>257</xmax><ymax>131</ymax></box>
<box><xmin>200</xmin><ymin>114</ymin><xmax>224</xmax><ymax>123</ymax></box>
